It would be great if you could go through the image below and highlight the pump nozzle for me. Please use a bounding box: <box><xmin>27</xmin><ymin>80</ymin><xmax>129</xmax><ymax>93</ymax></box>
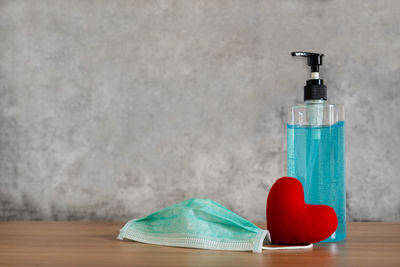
<box><xmin>291</xmin><ymin>51</ymin><xmax>327</xmax><ymax>101</ymax></box>
<box><xmin>291</xmin><ymin>52</ymin><xmax>324</xmax><ymax>73</ymax></box>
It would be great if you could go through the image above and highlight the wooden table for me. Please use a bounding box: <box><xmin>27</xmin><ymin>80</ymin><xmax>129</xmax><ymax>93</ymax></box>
<box><xmin>0</xmin><ymin>222</ymin><xmax>399</xmax><ymax>266</ymax></box>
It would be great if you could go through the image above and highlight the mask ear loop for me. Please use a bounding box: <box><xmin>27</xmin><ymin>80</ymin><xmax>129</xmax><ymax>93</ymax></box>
<box><xmin>262</xmin><ymin>243</ymin><xmax>313</xmax><ymax>250</ymax></box>
<box><xmin>262</xmin><ymin>231</ymin><xmax>313</xmax><ymax>250</ymax></box>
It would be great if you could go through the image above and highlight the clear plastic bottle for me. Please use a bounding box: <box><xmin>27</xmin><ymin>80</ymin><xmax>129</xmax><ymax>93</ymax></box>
<box><xmin>287</xmin><ymin>100</ymin><xmax>345</xmax><ymax>242</ymax></box>
<box><xmin>287</xmin><ymin>52</ymin><xmax>346</xmax><ymax>242</ymax></box>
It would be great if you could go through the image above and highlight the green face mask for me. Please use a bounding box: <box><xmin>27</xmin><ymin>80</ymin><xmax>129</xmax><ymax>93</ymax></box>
<box><xmin>117</xmin><ymin>198</ymin><xmax>268</xmax><ymax>253</ymax></box>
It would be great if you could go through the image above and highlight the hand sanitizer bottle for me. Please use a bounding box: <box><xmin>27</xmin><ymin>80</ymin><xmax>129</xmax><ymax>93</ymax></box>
<box><xmin>287</xmin><ymin>52</ymin><xmax>346</xmax><ymax>242</ymax></box>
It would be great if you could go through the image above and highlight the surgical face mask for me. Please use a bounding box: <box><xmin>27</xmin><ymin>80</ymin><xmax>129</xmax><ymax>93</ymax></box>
<box><xmin>117</xmin><ymin>198</ymin><xmax>312</xmax><ymax>253</ymax></box>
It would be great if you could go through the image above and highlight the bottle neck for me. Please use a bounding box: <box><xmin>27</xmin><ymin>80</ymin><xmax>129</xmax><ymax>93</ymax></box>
<box><xmin>305</xmin><ymin>99</ymin><xmax>326</xmax><ymax>104</ymax></box>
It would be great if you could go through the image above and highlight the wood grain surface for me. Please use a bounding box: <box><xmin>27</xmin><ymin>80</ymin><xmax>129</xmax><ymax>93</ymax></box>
<box><xmin>0</xmin><ymin>222</ymin><xmax>399</xmax><ymax>266</ymax></box>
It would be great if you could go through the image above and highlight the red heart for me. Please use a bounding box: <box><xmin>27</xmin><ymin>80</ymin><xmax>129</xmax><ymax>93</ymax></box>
<box><xmin>266</xmin><ymin>177</ymin><xmax>338</xmax><ymax>244</ymax></box>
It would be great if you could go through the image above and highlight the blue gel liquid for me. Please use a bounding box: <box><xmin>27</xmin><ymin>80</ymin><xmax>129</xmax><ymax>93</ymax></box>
<box><xmin>287</xmin><ymin>121</ymin><xmax>346</xmax><ymax>242</ymax></box>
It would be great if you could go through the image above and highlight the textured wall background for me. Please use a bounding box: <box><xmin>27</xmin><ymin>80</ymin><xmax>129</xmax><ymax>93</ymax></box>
<box><xmin>0</xmin><ymin>0</ymin><xmax>399</xmax><ymax>222</ymax></box>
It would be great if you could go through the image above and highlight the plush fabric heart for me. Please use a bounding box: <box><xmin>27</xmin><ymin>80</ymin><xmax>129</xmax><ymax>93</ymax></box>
<box><xmin>266</xmin><ymin>177</ymin><xmax>338</xmax><ymax>244</ymax></box>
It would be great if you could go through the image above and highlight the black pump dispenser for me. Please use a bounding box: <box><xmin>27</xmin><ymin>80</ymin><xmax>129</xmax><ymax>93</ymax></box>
<box><xmin>291</xmin><ymin>52</ymin><xmax>327</xmax><ymax>101</ymax></box>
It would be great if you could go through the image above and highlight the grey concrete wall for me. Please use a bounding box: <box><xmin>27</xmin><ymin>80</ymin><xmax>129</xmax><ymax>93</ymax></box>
<box><xmin>0</xmin><ymin>0</ymin><xmax>399</xmax><ymax>222</ymax></box>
